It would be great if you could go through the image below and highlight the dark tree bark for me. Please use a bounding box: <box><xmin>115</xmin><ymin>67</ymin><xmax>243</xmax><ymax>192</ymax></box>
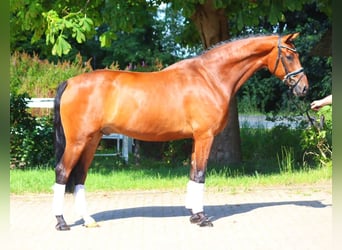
<box><xmin>191</xmin><ymin>0</ymin><xmax>242</xmax><ymax>164</ymax></box>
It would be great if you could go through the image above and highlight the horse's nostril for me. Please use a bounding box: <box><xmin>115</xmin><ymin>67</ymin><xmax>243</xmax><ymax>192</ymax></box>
<box><xmin>303</xmin><ymin>86</ymin><xmax>307</xmax><ymax>94</ymax></box>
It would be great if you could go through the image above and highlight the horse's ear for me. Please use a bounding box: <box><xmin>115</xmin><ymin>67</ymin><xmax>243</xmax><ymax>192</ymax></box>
<box><xmin>284</xmin><ymin>33</ymin><xmax>300</xmax><ymax>44</ymax></box>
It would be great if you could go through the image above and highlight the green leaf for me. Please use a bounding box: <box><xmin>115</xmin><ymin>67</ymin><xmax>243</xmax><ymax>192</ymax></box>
<box><xmin>64</xmin><ymin>20</ymin><xmax>73</xmax><ymax>29</ymax></box>
<box><xmin>99</xmin><ymin>32</ymin><xmax>116</xmax><ymax>47</ymax></box>
<box><xmin>52</xmin><ymin>35</ymin><xmax>71</xmax><ymax>56</ymax></box>
<box><xmin>75</xmin><ymin>29</ymin><xmax>86</xmax><ymax>43</ymax></box>
<box><xmin>82</xmin><ymin>17</ymin><xmax>94</xmax><ymax>32</ymax></box>
<box><xmin>46</xmin><ymin>33</ymin><xmax>53</xmax><ymax>45</ymax></box>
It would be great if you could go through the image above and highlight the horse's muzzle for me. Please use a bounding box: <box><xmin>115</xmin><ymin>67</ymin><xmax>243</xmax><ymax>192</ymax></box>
<box><xmin>293</xmin><ymin>84</ymin><xmax>308</xmax><ymax>97</ymax></box>
<box><xmin>288</xmin><ymin>73</ymin><xmax>309</xmax><ymax>97</ymax></box>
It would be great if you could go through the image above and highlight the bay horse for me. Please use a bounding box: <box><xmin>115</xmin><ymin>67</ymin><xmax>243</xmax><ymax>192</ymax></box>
<box><xmin>53</xmin><ymin>33</ymin><xmax>308</xmax><ymax>230</ymax></box>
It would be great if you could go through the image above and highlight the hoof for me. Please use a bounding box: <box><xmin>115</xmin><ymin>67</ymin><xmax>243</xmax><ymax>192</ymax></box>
<box><xmin>84</xmin><ymin>221</ymin><xmax>100</xmax><ymax>228</ymax></box>
<box><xmin>190</xmin><ymin>212</ymin><xmax>214</xmax><ymax>227</ymax></box>
<box><xmin>83</xmin><ymin>216</ymin><xmax>100</xmax><ymax>228</ymax></box>
<box><xmin>55</xmin><ymin>222</ymin><xmax>71</xmax><ymax>231</ymax></box>
<box><xmin>55</xmin><ymin>215</ymin><xmax>70</xmax><ymax>231</ymax></box>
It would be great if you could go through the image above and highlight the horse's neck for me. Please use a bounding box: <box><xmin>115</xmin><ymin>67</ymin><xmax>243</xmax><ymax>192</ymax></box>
<box><xmin>203</xmin><ymin>37</ymin><xmax>275</xmax><ymax>95</ymax></box>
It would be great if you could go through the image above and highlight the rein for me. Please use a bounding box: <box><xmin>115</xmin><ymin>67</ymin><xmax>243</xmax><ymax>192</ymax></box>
<box><xmin>286</xmin><ymin>91</ymin><xmax>321</xmax><ymax>132</ymax></box>
<box><xmin>272</xmin><ymin>36</ymin><xmax>304</xmax><ymax>90</ymax></box>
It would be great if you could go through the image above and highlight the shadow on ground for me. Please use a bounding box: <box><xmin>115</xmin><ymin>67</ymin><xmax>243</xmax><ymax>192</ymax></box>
<box><xmin>71</xmin><ymin>199</ymin><xmax>330</xmax><ymax>227</ymax></box>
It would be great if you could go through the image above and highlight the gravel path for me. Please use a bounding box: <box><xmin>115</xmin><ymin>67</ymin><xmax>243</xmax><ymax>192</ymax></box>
<box><xmin>9</xmin><ymin>184</ymin><xmax>332</xmax><ymax>250</ymax></box>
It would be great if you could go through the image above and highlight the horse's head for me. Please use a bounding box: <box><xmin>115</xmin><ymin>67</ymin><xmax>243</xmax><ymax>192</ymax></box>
<box><xmin>269</xmin><ymin>33</ymin><xmax>309</xmax><ymax>96</ymax></box>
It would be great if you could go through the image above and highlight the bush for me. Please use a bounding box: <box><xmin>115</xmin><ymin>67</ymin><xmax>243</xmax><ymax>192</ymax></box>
<box><xmin>10</xmin><ymin>93</ymin><xmax>54</xmax><ymax>168</ymax></box>
<box><xmin>10</xmin><ymin>51</ymin><xmax>92</xmax><ymax>97</ymax></box>
<box><xmin>300</xmin><ymin>106</ymin><xmax>332</xmax><ymax>168</ymax></box>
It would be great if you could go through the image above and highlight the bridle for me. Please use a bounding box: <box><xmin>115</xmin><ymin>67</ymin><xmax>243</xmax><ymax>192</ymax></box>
<box><xmin>272</xmin><ymin>36</ymin><xmax>305</xmax><ymax>90</ymax></box>
<box><xmin>272</xmin><ymin>36</ymin><xmax>319</xmax><ymax>130</ymax></box>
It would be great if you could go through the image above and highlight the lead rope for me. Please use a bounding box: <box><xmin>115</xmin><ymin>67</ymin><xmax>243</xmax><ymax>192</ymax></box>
<box><xmin>286</xmin><ymin>91</ymin><xmax>320</xmax><ymax>132</ymax></box>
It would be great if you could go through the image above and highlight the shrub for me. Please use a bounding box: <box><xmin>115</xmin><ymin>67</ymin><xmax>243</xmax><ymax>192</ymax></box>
<box><xmin>10</xmin><ymin>51</ymin><xmax>92</xmax><ymax>97</ymax></box>
<box><xmin>10</xmin><ymin>93</ymin><xmax>54</xmax><ymax>168</ymax></box>
<box><xmin>300</xmin><ymin>106</ymin><xmax>332</xmax><ymax>168</ymax></box>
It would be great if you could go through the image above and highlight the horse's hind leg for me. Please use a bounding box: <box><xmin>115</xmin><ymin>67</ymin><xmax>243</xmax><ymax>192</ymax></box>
<box><xmin>72</xmin><ymin>133</ymin><xmax>102</xmax><ymax>227</ymax></box>
<box><xmin>53</xmin><ymin>142</ymin><xmax>87</xmax><ymax>230</ymax></box>
<box><xmin>53</xmin><ymin>133</ymin><xmax>101</xmax><ymax>230</ymax></box>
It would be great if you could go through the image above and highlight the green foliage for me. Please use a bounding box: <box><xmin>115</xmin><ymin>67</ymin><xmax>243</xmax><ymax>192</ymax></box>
<box><xmin>10</xmin><ymin>0</ymin><xmax>46</xmax><ymax>45</ymax></box>
<box><xmin>99</xmin><ymin>25</ymin><xmax>178</xmax><ymax>69</ymax></box>
<box><xmin>277</xmin><ymin>146</ymin><xmax>295</xmax><ymax>174</ymax></box>
<box><xmin>10</xmin><ymin>52</ymin><xmax>92</xmax><ymax>97</ymax></box>
<box><xmin>42</xmin><ymin>9</ymin><xmax>94</xmax><ymax>56</ymax></box>
<box><xmin>10</xmin><ymin>93</ymin><xmax>54</xmax><ymax>168</ymax></box>
<box><xmin>10</xmin><ymin>0</ymin><xmax>331</xmax><ymax>57</ymax></box>
<box><xmin>240</xmin><ymin>125</ymin><xmax>303</xmax><ymax>173</ymax></box>
<box><xmin>300</xmin><ymin>106</ymin><xmax>332</xmax><ymax>168</ymax></box>
<box><xmin>237</xmin><ymin>73</ymin><xmax>276</xmax><ymax>113</ymax></box>
<box><xmin>162</xmin><ymin>139</ymin><xmax>192</xmax><ymax>165</ymax></box>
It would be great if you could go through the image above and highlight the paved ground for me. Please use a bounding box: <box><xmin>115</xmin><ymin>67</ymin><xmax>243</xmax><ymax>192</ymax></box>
<box><xmin>9</xmin><ymin>184</ymin><xmax>332</xmax><ymax>250</ymax></box>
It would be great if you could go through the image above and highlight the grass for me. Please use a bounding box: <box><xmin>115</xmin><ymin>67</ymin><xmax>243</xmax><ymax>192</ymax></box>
<box><xmin>10</xmin><ymin>161</ymin><xmax>332</xmax><ymax>195</ymax></box>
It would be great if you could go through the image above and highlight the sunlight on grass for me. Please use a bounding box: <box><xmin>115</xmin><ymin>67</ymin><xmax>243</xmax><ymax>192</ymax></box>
<box><xmin>86</xmin><ymin>168</ymin><xmax>189</xmax><ymax>192</ymax></box>
<box><xmin>206</xmin><ymin>166</ymin><xmax>331</xmax><ymax>192</ymax></box>
<box><xmin>10</xmin><ymin>165</ymin><xmax>331</xmax><ymax>195</ymax></box>
<box><xmin>10</xmin><ymin>168</ymin><xmax>55</xmax><ymax>194</ymax></box>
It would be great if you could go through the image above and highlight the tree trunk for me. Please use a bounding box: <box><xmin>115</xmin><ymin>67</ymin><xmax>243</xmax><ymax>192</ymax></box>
<box><xmin>191</xmin><ymin>0</ymin><xmax>242</xmax><ymax>164</ymax></box>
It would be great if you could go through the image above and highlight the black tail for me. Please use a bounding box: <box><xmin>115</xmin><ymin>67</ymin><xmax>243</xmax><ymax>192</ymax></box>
<box><xmin>54</xmin><ymin>81</ymin><xmax>78</xmax><ymax>193</ymax></box>
<box><xmin>54</xmin><ymin>81</ymin><xmax>68</xmax><ymax>168</ymax></box>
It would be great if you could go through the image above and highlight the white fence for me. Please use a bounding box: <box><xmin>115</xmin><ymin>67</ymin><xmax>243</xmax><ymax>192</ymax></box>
<box><xmin>25</xmin><ymin>98</ymin><xmax>132</xmax><ymax>162</ymax></box>
<box><xmin>26</xmin><ymin>98</ymin><xmax>55</xmax><ymax>108</ymax></box>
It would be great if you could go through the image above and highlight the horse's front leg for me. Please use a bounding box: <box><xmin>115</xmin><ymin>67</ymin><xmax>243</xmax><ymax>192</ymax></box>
<box><xmin>185</xmin><ymin>136</ymin><xmax>214</xmax><ymax>227</ymax></box>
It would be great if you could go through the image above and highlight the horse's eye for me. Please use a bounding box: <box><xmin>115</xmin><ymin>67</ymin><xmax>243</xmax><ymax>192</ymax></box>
<box><xmin>286</xmin><ymin>54</ymin><xmax>294</xmax><ymax>61</ymax></box>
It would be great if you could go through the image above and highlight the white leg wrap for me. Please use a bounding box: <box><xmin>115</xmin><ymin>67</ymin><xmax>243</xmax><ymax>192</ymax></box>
<box><xmin>185</xmin><ymin>180</ymin><xmax>204</xmax><ymax>214</ymax></box>
<box><xmin>74</xmin><ymin>184</ymin><xmax>95</xmax><ymax>225</ymax></box>
<box><xmin>52</xmin><ymin>183</ymin><xmax>65</xmax><ymax>216</ymax></box>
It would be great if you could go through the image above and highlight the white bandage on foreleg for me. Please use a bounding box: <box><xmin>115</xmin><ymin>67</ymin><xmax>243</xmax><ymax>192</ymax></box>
<box><xmin>185</xmin><ymin>180</ymin><xmax>204</xmax><ymax>214</ymax></box>
<box><xmin>74</xmin><ymin>184</ymin><xmax>95</xmax><ymax>225</ymax></box>
<box><xmin>52</xmin><ymin>183</ymin><xmax>66</xmax><ymax>216</ymax></box>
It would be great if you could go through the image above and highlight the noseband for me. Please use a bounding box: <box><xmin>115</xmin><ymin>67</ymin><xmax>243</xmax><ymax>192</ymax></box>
<box><xmin>272</xmin><ymin>36</ymin><xmax>304</xmax><ymax>90</ymax></box>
